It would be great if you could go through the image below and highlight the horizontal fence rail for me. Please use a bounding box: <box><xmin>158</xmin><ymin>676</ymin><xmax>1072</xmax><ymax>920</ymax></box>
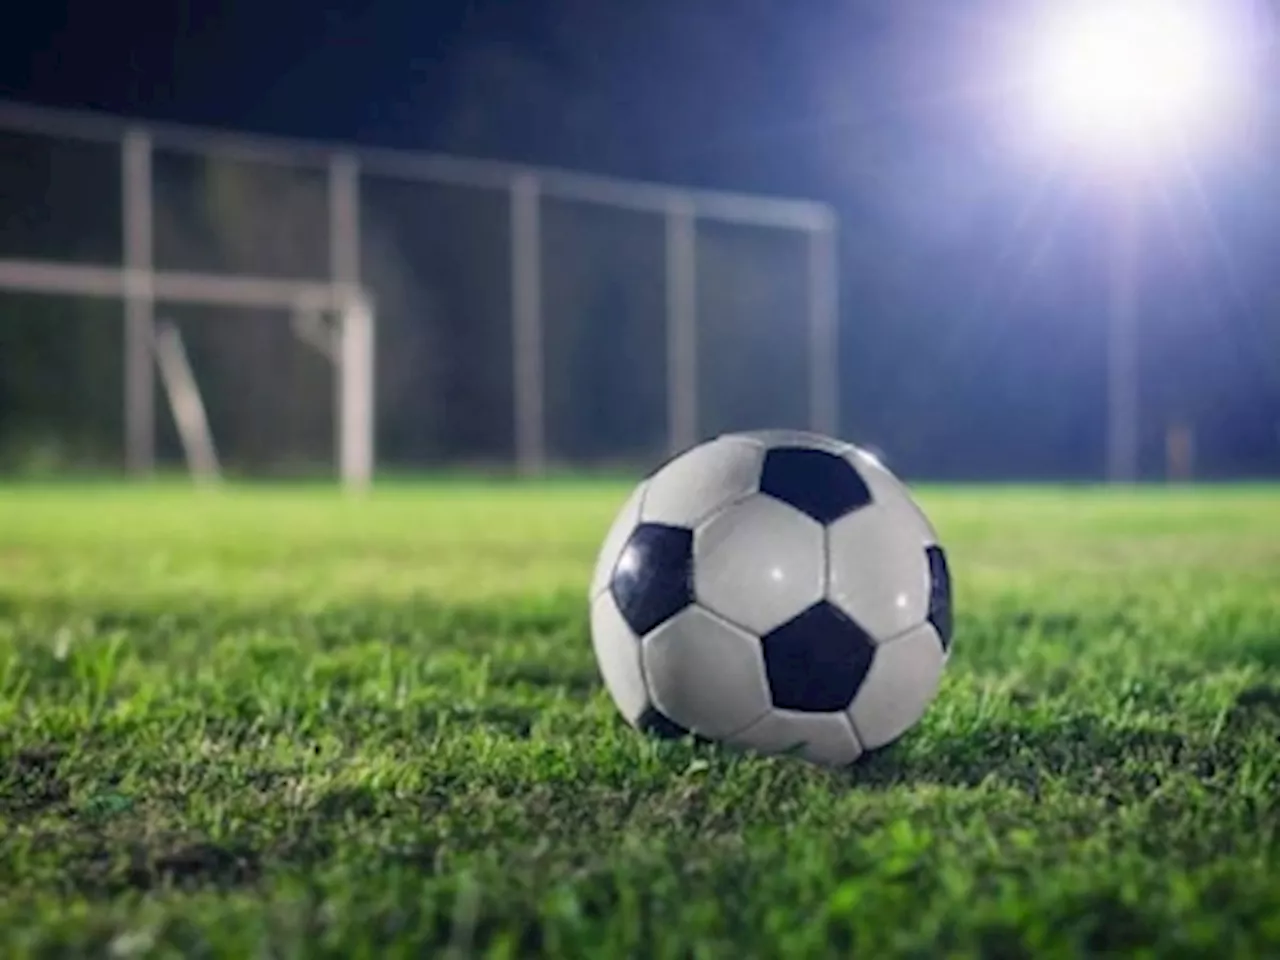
<box><xmin>0</xmin><ymin>99</ymin><xmax>834</xmax><ymax>230</ymax></box>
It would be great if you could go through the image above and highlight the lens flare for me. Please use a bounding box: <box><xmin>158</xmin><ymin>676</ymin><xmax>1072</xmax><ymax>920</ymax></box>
<box><xmin>1025</xmin><ymin>0</ymin><xmax>1239</xmax><ymax>160</ymax></box>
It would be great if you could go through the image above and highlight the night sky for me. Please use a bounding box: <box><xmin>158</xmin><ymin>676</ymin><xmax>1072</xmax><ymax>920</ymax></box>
<box><xmin>1</xmin><ymin>0</ymin><xmax>1278</xmax><ymax>476</ymax></box>
<box><xmin>0</xmin><ymin>0</ymin><xmax>979</xmax><ymax>196</ymax></box>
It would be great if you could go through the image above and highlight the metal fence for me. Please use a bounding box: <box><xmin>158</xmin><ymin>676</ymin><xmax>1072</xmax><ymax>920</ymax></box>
<box><xmin>0</xmin><ymin>100</ymin><xmax>837</xmax><ymax>484</ymax></box>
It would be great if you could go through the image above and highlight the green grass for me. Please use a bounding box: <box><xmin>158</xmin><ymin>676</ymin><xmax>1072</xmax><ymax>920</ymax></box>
<box><xmin>1</xmin><ymin>481</ymin><xmax>1279</xmax><ymax>958</ymax></box>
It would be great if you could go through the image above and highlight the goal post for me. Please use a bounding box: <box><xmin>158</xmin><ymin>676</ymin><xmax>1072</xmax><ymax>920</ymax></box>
<box><xmin>0</xmin><ymin>117</ymin><xmax>378</xmax><ymax>491</ymax></box>
<box><xmin>0</xmin><ymin>99</ymin><xmax>836</xmax><ymax>481</ymax></box>
<box><xmin>0</xmin><ymin>254</ymin><xmax>377</xmax><ymax>491</ymax></box>
<box><xmin>336</xmin><ymin>290</ymin><xmax>376</xmax><ymax>492</ymax></box>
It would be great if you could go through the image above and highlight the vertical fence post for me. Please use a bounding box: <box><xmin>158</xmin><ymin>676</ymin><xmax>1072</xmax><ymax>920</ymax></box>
<box><xmin>122</xmin><ymin>129</ymin><xmax>155</xmax><ymax>475</ymax></box>
<box><xmin>665</xmin><ymin>198</ymin><xmax>698</xmax><ymax>457</ymax></box>
<box><xmin>511</xmin><ymin>174</ymin><xmax>546</xmax><ymax>475</ymax></box>
<box><xmin>329</xmin><ymin>153</ymin><xmax>372</xmax><ymax>491</ymax></box>
<box><xmin>808</xmin><ymin>216</ymin><xmax>839</xmax><ymax>439</ymax></box>
<box><xmin>337</xmin><ymin>294</ymin><xmax>375</xmax><ymax>492</ymax></box>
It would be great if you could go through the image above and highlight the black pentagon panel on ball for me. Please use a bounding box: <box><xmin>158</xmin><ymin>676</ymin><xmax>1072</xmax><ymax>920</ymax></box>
<box><xmin>761</xmin><ymin>601</ymin><xmax>876</xmax><ymax>712</ymax></box>
<box><xmin>609</xmin><ymin>523</ymin><xmax>695</xmax><ymax>636</ymax></box>
<box><xmin>636</xmin><ymin>705</ymin><xmax>693</xmax><ymax>740</ymax></box>
<box><xmin>758</xmin><ymin>447</ymin><xmax>873</xmax><ymax>524</ymax></box>
<box><xmin>926</xmin><ymin>545</ymin><xmax>953</xmax><ymax>651</ymax></box>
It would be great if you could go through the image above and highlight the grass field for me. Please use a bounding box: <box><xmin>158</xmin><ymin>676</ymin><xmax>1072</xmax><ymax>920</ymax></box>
<box><xmin>1</xmin><ymin>481</ymin><xmax>1279</xmax><ymax>957</ymax></box>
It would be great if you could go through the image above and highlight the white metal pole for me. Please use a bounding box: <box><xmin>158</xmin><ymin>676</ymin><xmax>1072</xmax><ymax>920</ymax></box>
<box><xmin>122</xmin><ymin>129</ymin><xmax>155</xmax><ymax>475</ymax></box>
<box><xmin>329</xmin><ymin>153</ymin><xmax>361</xmax><ymax>285</ymax></box>
<box><xmin>511</xmin><ymin>173</ymin><xmax>546</xmax><ymax>475</ymax></box>
<box><xmin>329</xmin><ymin>153</ymin><xmax>373</xmax><ymax>491</ymax></box>
<box><xmin>1107</xmin><ymin>194</ymin><xmax>1141</xmax><ymax>483</ymax></box>
<box><xmin>152</xmin><ymin>319</ymin><xmax>221</xmax><ymax>484</ymax></box>
<box><xmin>808</xmin><ymin>219</ymin><xmax>840</xmax><ymax>439</ymax></box>
<box><xmin>665</xmin><ymin>198</ymin><xmax>698</xmax><ymax>456</ymax></box>
<box><xmin>337</xmin><ymin>294</ymin><xmax>375</xmax><ymax>492</ymax></box>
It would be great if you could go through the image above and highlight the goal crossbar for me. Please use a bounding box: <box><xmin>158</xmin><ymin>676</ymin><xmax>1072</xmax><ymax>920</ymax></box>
<box><xmin>0</xmin><ymin>258</ymin><xmax>342</xmax><ymax>311</ymax></box>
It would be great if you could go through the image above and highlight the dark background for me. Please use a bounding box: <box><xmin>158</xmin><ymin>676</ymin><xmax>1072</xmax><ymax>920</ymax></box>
<box><xmin>1</xmin><ymin>0</ymin><xmax>1278</xmax><ymax>479</ymax></box>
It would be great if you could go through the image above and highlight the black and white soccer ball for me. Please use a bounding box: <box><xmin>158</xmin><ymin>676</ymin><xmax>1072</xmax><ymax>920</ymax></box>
<box><xmin>588</xmin><ymin>430</ymin><xmax>952</xmax><ymax>767</ymax></box>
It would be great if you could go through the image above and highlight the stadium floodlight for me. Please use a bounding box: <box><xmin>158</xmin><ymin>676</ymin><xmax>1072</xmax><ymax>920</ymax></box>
<box><xmin>1010</xmin><ymin>0</ymin><xmax>1255</xmax><ymax>481</ymax></box>
<box><xmin>1022</xmin><ymin>0</ymin><xmax>1240</xmax><ymax>167</ymax></box>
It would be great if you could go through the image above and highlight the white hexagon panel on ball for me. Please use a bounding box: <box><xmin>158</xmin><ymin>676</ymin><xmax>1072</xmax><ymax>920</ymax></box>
<box><xmin>641</xmin><ymin>434</ymin><xmax>764</xmax><ymax>529</ymax></box>
<box><xmin>725</xmin><ymin>708</ymin><xmax>863</xmax><ymax>767</ymax></box>
<box><xmin>693</xmin><ymin>494</ymin><xmax>825</xmax><ymax>636</ymax></box>
<box><xmin>847</xmin><ymin>620</ymin><xmax>947</xmax><ymax>750</ymax></box>
<box><xmin>826</xmin><ymin>501</ymin><xmax>933</xmax><ymax>643</ymax></box>
<box><xmin>589</xmin><ymin>589</ymin><xmax>650</xmax><ymax>726</ymax></box>
<box><xmin>641</xmin><ymin>605</ymin><xmax>772</xmax><ymax>740</ymax></box>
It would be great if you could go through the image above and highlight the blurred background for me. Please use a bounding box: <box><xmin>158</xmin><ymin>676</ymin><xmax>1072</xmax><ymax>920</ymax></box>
<box><xmin>1</xmin><ymin>0</ymin><xmax>1278</xmax><ymax>484</ymax></box>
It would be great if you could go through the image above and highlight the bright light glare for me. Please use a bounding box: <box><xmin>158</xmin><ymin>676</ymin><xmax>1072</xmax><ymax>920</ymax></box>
<box><xmin>1026</xmin><ymin>0</ymin><xmax>1239</xmax><ymax>160</ymax></box>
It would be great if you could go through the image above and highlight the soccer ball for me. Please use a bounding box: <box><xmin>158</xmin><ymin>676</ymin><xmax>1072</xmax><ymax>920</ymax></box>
<box><xmin>588</xmin><ymin>430</ymin><xmax>952</xmax><ymax>767</ymax></box>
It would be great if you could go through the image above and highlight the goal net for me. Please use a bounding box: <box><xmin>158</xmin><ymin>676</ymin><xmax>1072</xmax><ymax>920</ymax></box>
<box><xmin>0</xmin><ymin>101</ymin><xmax>835</xmax><ymax>486</ymax></box>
